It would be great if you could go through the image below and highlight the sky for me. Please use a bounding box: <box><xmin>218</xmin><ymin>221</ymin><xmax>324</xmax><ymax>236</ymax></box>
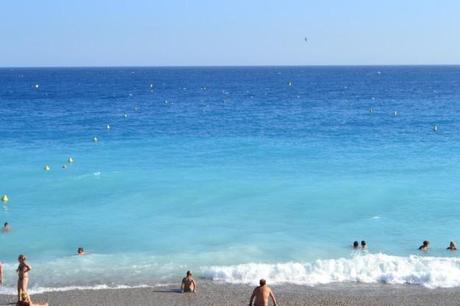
<box><xmin>0</xmin><ymin>0</ymin><xmax>459</xmax><ymax>67</ymax></box>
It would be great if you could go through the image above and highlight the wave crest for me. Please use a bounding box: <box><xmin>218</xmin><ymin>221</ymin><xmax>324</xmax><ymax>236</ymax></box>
<box><xmin>203</xmin><ymin>253</ymin><xmax>460</xmax><ymax>288</ymax></box>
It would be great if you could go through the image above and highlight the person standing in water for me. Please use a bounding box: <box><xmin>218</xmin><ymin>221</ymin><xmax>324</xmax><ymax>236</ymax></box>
<box><xmin>0</xmin><ymin>261</ymin><xmax>3</xmax><ymax>285</ymax></box>
<box><xmin>181</xmin><ymin>271</ymin><xmax>197</xmax><ymax>293</ymax></box>
<box><xmin>249</xmin><ymin>279</ymin><xmax>277</xmax><ymax>306</ymax></box>
<box><xmin>17</xmin><ymin>255</ymin><xmax>31</xmax><ymax>303</ymax></box>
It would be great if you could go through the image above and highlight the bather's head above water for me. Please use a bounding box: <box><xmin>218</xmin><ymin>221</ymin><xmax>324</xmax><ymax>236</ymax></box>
<box><xmin>77</xmin><ymin>247</ymin><xmax>85</xmax><ymax>255</ymax></box>
<box><xmin>353</xmin><ymin>241</ymin><xmax>359</xmax><ymax>249</ymax></box>
<box><xmin>419</xmin><ymin>240</ymin><xmax>429</xmax><ymax>251</ymax></box>
<box><xmin>361</xmin><ymin>241</ymin><xmax>367</xmax><ymax>249</ymax></box>
<box><xmin>447</xmin><ymin>241</ymin><xmax>457</xmax><ymax>251</ymax></box>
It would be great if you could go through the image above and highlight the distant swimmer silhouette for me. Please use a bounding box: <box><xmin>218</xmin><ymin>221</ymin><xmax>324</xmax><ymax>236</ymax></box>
<box><xmin>418</xmin><ymin>240</ymin><xmax>429</xmax><ymax>251</ymax></box>
<box><xmin>447</xmin><ymin>241</ymin><xmax>457</xmax><ymax>251</ymax></box>
<box><xmin>77</xmin><ymin>247</ymin><xmax>85</xmax><ymax>256</ymax></box>
<box><xmin>353</xmin><ymin>241</ymin><xmax>359</xmax><ymax>249</ymax></box>
<box><xmin>2</xmin><ymin>222</ymin><xmax>11</xmax><ymax>233</ymax></box>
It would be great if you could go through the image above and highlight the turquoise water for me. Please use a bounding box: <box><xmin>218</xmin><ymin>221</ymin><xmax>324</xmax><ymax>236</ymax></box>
<box><xmin>1</xmin><ymin>66</ymin><xmax>460</xmax><ymax>291</ymax></box>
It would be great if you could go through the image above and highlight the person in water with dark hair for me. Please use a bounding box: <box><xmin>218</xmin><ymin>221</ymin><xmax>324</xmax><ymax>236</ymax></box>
<box><xmin>181</xmin><ymin>271</ymin><xmax>197</xmax><ymax>293</ymax></box>
<box><xmin>249</xmin><ymin>279</ymin><xmax>277</xmax><ymax>306</ymax></box>
<box><xmin>2</xmin><ymin>222</ymin><xmax>10</xmax><ymax>233</ymax></box>
<box><xmin>353</xmin><ymin>241</ymin><xmax>359</xmax><ymax>249</ymax></box>
<box><xmin>418</xmin><ymin>240</ymin><xmax>429</xmax><ymax>251</ymax></box>
<box><xmin>447</xmin><ymin>241</ymin><xmax>457</xmax><ymax>251</ymax></box>
<box><xmin>77</xmin><ymin>247</ymin><xmax>85</xmax><ymax>256</ymax></box>
<box><xmin>361</xmin><ymin>241</ymin><xmax>367</xmax><ymax>249</ymax></box>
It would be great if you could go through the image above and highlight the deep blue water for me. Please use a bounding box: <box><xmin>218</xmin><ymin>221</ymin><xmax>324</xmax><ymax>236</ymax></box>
<box><xmin>1</xmin><ymin>66</ymin><xmax>460</xmax><ymax>290</ymax></box>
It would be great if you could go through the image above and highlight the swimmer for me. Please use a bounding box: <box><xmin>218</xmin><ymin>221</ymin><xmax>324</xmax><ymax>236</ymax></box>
<box><xmin>2</xmin><ymin>222</ymin><xmax>10</xmax><ymax>233</ymax></box>
<box><xmin>249</xmin><ymin>279</ymin><xmax>277</xmax><ymax>306</ymax></box>
<box><xmin>418</xmin><ymin>240</ymin><xmax>429</xmax><ymax>251</ymax></box>
<box><xmin>181</xmin><ymin>271</ymin><xmax>197</xmax><ymax>293</ymax></box>
<box><xmin>353</xmin><ymin>241</ymin><xmax>359</xmax><ymax>249</ymax></box>
<box><xmin>17</xmin><ymin>255</ymin><xmax>31</xmax><ymax>303</ymax></box>
<box><xmin>361</xmin><ymin>240</ymin><xmax>367</xmax><ymax>249</ymax></box>
<box><xmin>447</xmin><ymin>241</ymin><xmax>457</xmax><ymax>251</ymax></box>
<box><xmin>77</xmin><ymin>247</ymin><xmax>85</xmax><ymax>256</ymax></box>
<box><xmin>0</xmin><ymin>261</ymin><xmax>3</xmax><ymax>285</ymax></box>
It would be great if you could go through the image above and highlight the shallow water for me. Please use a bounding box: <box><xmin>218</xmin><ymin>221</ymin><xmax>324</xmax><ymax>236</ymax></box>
<box><xmin>1</xmin><ymin>66</ymin><xmax>460</xmax><ymax>291</ymax></box>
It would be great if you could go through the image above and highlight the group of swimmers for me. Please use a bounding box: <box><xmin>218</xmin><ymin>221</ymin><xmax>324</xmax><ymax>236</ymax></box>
<box><xmin>352</xmin><ymin>240</ymin><xmax>458</xmax><ymax>251</ymax></box>
<box><xmin>418</xmin><ymin>240</ymin><xmax>457</xmax><ymax>251</ymax></box>
<box><xmin>352</xmin><ymin>240</ymin><xmax>367</xmax><ymax>249</ymax></box>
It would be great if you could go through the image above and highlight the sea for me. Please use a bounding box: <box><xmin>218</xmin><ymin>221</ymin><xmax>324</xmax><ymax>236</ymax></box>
<box><xmin>1</xmin><ymin>66</ymin><xmax>460</xmax><ymax>293</ymax></box>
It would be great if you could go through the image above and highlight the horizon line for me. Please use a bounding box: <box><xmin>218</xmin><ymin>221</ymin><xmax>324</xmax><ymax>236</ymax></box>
<box><xmin>1</xmin><ymin>64</ymin><xmax>460</xmax><ymax>69</ymax></box>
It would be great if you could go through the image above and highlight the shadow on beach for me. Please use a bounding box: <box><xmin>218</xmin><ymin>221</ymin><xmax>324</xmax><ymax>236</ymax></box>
<box><xmin>151</xmin><ymin>288</ymin><xmax>182</xmax><ymax>294</ymax></box>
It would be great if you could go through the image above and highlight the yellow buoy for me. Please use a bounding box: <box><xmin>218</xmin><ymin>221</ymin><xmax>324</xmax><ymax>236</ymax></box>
<box><xmin>1</xmin><ymin>194</ymin><xmax>8</xmax><ymax>203</ymax></box>
<box><xmin>44</xmin><ymin>165</ymin><xmax>51</xmax><ymax>171</ymax></box>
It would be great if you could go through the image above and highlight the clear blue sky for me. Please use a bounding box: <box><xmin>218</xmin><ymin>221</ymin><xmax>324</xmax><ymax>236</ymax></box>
<box><xmin>1</xmin><ymin>0</ymin><xmax>459</xmax><ymax>66</ymax></box>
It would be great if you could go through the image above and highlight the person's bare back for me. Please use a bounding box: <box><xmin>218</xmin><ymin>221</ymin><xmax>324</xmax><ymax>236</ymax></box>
<box><xmin>249</xmin><ymin>279</ymin><xmax>277</xmax><ymax>306</ymax></box>
<box><xmin>181</xmin><ymin>271</ymin><xmax>197</xmax><ymax>293</ymax></box>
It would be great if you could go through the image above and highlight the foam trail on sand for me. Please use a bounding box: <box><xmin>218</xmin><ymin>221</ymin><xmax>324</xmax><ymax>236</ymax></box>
<box><xmin>0</xmin><ymin>284</ymin><xmax>176</xmax><ymax>296</ymax></box>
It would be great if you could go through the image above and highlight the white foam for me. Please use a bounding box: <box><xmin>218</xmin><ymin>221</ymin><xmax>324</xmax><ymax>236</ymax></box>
<box><xmin>0</xmin><ymin>284</ymin><xmax>169</xmax><ymax>295</ymax></box>
<box><xmin>203</xmin><ymin>253</ymin><xmax>460</xmax><ymax>289</ymax></box>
